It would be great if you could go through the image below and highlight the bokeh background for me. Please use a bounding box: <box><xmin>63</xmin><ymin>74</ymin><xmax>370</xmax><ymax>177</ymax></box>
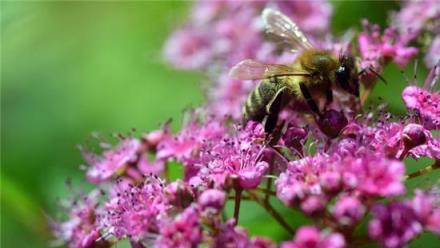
<box><xmin>1</xmin><ymin>1</ymin><xmax>437</xmax><ymax>247</ymax></box>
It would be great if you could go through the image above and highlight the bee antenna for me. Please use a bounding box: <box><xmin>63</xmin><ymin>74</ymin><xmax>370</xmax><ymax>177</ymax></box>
<box><xmin>368</xmin><ymin>67</ymin><xmax>387</xmax><ymax>85</ymax></box>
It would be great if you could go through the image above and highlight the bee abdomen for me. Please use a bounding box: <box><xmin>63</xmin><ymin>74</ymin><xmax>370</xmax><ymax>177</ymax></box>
<box><xmin>243</xmin><ymin>79</ymin><xmax>280</xmax><ymax>123</ymax></box>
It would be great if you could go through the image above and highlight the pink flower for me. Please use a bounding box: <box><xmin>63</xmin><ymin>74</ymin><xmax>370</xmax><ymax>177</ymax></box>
<box><xmin>358</xmin><ymin>20</ymin><xmax>418</xmax><ymax>72</ymax></box>
<box><xmin>408</xmin><ymin>136</ymin><xmax>440</xmax><ymax>160</ymax></box>
<box><xmin>402</xmin><ymin>85</ymin><xmax>440</xmax><ymax>130</ymax></box>
<box><xmin>189</xmin><ymin>122</ymin><xmax>268</xmax><ymax>189</ymax></box>
<box><xmin>410</xmin><ymin>189</ymin><xmax>440</xmax><ymax>235</ymax></box>
<box><xmin>82</xmin><ymin>139</ymin><xmax>141</xmax><ymax>183</ymax></box>
<box><xmin>155</xmin><ymin>206</ymin><xmax>202</xmax><ymax>248</ymax></box>
<box><xmin>393</xmin><ymin>0</ymin><xmax>440</xmax><ymax>37</ymax></box>
<box><xmin>137</xmin><ymin>154</ymin><xmax>165</xmax><ymax>176</ymax></box>
<box><xmin>331</xmin><ymin>195</ymin><xmax>365</xmax><ymax>226</ymax></box>
<box><xmin>198</xmin><ymin>189</ymin><xmax>226</xmax><ymax>212</ymax></box>
<box><xmin>281</xmin><ymin>226</ymin><xmax>345</xmax><ymax>248</ymax></box>
<box><xmin>165</xmin><ymin>180</ymin><xmax>195</xmax><ymax>209</ymax></box>
<box><xmin>212</xmin><ymin>219</ymin><xmax>273</xmax><ymax>248</ymax></box>
<box><xmin>99</xmin><ymin>176</ymin><xmax>169</xmax><ymax>241</ymax></box>
<box><xmin>275</xmin><ymin>154</ymin><xmax>335</xmax><ymax>209</ymax></box>
<box><xmin>276</xmin><ymin>0</ymin><xmax>332</xmax><ymax>34</ymax></box>
<box><xmin>342</xmin><ymin>153</ymin><xmax>405</xmax><ymax>197</ymax></box>
<box><xmin>157</xmin><ymin>119</ymin><xmax>226</xmax><ymax>162</ymax></box>
<box><xmin>369</xmin><ymin>202</ymin><xmax>423</xmax><ymax>248</ymax></box>
<box><xmin>51</xmin><ymin>190</ymin><xmax>105</xmax><ymax>248</ymax></box>
<box><xmin>163</xmin><ymin>28</ymin><xmax>214</xmax><ymax>70</ymax></box>
<box><xmin>212</xmin><ymin>219</ymin><xmax>251</xmax><ymax>248</ymax></box>
<box><xmin>208</xmin><ymin>75</ymin><xmax>254</xmax><ymax>120</ymax></box>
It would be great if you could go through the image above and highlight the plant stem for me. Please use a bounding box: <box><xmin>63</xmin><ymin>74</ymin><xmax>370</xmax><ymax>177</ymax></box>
<box><xmin>253</xmin><ymin>187</ymin><xmax>276</xmax><ymax>196</ymax></box>
<box><xmin>233</xmin><ymin>187</ymin><xmax>242</xmax><ymax>223</ymax></box>
<box><xmin>265</xmin><ymin>157</ymin><xmax>275</xmax><ymax>203</ymax></box>
<box><xmin>405</xmin><ymin>160</ymin><xmax>440</xmax><ymax>180</ymax></box>
<box><xmin>247</xmin><ymin>190</ymin><xmax>294</xmax><ymax>234</ymax></box>
<box><xmin>228</xmin><ymin>195</ymin><xmax>251</xmax><ymax>201</ymax></box>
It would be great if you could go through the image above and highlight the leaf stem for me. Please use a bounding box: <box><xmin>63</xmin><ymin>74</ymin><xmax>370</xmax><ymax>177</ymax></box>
<box><xmin>233</xmin><ymin>187</ymin><xmax>242</xmax><ymax>223</ymax></box>
<box><xmin>405</xmin><ymin>160</ymin><xmax>440</xmax><ymax>180</ymax></box>
<box><xmin>253</xmin><ymin>187</ymin><xmax>276</xmax><ymax>196</ymax></box>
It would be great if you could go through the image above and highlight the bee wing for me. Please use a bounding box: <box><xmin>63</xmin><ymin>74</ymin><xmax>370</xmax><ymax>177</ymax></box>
<box><xmin>229</xmin><ymin>59</ymin><xmax>310</xmax><ymax>80</ymax></box>
<box><xmin>262</xmin><ymin>8</ymin><xmax>314</xmax><ymax>51</ymax></box>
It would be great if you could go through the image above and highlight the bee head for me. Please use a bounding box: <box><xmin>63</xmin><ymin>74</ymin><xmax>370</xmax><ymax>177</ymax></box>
<box><xmin>336</xmin><ymin>54</ymin><xmax>359</xmax><ymax>97</ymax></box>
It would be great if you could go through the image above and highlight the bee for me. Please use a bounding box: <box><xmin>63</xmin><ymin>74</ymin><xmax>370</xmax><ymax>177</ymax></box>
<box><xmin>229</xmin><ymin>8</ymin><xmax>360</xmax><ymax>133</ymax></box>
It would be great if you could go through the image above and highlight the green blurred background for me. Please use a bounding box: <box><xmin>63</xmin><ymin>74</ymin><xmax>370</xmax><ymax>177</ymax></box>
<box><xmin>1</xmin><ymin>1</ymin><xmax>437</xmax><ymax>247</ymax></box>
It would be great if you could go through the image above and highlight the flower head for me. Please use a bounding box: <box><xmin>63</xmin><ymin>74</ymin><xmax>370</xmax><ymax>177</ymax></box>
<box><xmin>188</xmin><ymin>121</ymin><xmax>268</xmax><ymax>189</ymax></box>
<box><xmin>281</xmin><ymin>226</ymin><xmax>345</xmax><ymax>248</ymax></box>
<box><xmin>369</xmin><ymin>202</ymin><xmax>423</xmax><ymax>248</ymax></box>
<box><xmin>358</xmin><ymin>20</ymin><xmax>418</xmax><ymax>71</ymax></box>
<box><xmin>51</xmin><ymin>190</ymin><xmax>107</xmax><ymax>248</ymax></box>
<box><xmin>342</xmin><ymin>152</ymin><xmax>405</xmax><ymax>197</ymax></box>
<box><xmin>99</xmin><ymin>176</ymin><xmax>169</xmax><ymax>241</ymax></box>
<box><xmin>331</xmin><ymin>195</ymin><xmax>365</xmax><ymax>227</ymax></box>
<box><xmin>402</xmin><ymin>85</ymin><xmax>440</xmax><ymax>130</ymax></box>
<box><xmin>82</xmin><ymin>139</ymin><xmax>141</xmax><ymax>183</ymax></box>
<box><xmin>155</xmin><ymin>206</ymin><xmax>202</xmax><ymax>248</ymax></box>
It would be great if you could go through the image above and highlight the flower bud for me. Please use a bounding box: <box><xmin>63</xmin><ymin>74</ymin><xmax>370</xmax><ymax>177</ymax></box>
<box><xmin>402</xmin><ymin>124</ymin><xmax>427</xmax><ymax>150</ymax></box>
<box><xmin>317</xmin><ymin>110</ymin><xmax>348</xmax><ymax>138</ymax></box>
<box><xmin>198</xmin><ymin>189</ymin><xmax>226</xmax><ymax>212</ymax></box>
<box><xmin>332</xmin><ymin>196</ymin><xmax>365</xmax><ymax>226</ymax></box>
<box><xmin>300</xmin><ymin>195</ymin><xmax>326</xmax><ymax>216</ymax></box>
<box><xmin>320</xmin><ymin>171</ymin><xmax>342</xmax><ymax>193</ymax></box>
<box><xmin>165</xmin><ymin>180</ymin><xmax>194</xmax><ymax>209</ymax></box>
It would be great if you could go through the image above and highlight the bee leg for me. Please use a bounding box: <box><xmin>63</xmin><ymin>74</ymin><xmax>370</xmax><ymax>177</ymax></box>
<box><xmin>299</xmin><ymin>83</ymin><xmax>320</xmax><ymax>116</ymax></box>
<box><xmin>264</xmin><ymin>86</ymin><xmax>287</xmax><ymax>134</ymax></box>
<box><xmin>326</xmin><ymin>86</ymin><xmax>333</xmax><ymax>105</ymax></box>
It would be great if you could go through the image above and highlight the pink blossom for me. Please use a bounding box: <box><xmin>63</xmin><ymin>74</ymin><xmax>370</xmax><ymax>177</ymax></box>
<box><xmin>137</xmin><ymin>154</ymin><xmax>165</xmax><ymax>176</ymax></box>
<box><xmin>155</xmin><ymin>206</ymin><xmax>202</xmax><ymax>248</ymax></box>
<box><xmin>189</xmin><ymin>122</ymin><xmax>268</xmax><ymax>189</ymax></box>
<box><xmin>82</xmin><ymin>139</ymin><xmax>140</xmax><ymax>183</ymax></box>
<box><xmin>212</xmin><ymin>219</ymin><xmax>273</xmax><ymax>248</ymax></box>
<box><xmin>342</xmin><ymin>153</ymin><xmax>405</xmax><ymax>197</ymax></box>
<box><xmin>198</xmin><ymin>189</ymin><xmax>226</xmax><ymax>212</ymax></box>
<box><xmin>281</xmin><ymin>226</ymin><xmax>345</xmax><ymax>248</ymax></box>
<box><xmin>51</xmin><ymin>190</ymin><xmax>106</xmax><ymax>248</ymax></box>
<box><xmin>99</xmin><ymin>176</ymin><xmax>169</xmax><ymax>241</ymax></box>
<box><xmin>163</xmin><ymin>28</ymin><xmax>214</xmax><ymax>70</ymax></box>
<box><xmin>208</xmin><ymin>75</ymin><xmax>254</xmax><ymax>120</ymax></box>
<box><xmin>408</xmin><ymin>136</ymin><xmax>440</xmax><ymax>160</ymax></box>
<box><xmin>165</xmin><ymin>180</ymin><xmax>195</xmax><ymax>209</ymax></box>
<box><xmin>410</xmin><ymin>189</ymin><xmax>440</xmax><ymax>235</ymax></box>
<box><xmin>402</xmin><ymin>85</ymin><xmax>440</xmax><ymax>130</ymax></box>
<box><xmin>393</xmin><ymin>0</ymin><xmax>440</xmax><ymax>37</ymax></box>
<box><xmin>331</xmin><ymin>195</ymin><xmax>365</xmax><ymax>226</ymax></box>
<box><xmin>275</xmin><ymin>155</ymin><xmax>324</xmax><ymax>206</ymax></box>
<box><xmin>157</xmin><ymin>119</ymin><xmax>226</xmax><ymax>162</ymax></box>
<box><xmin>358</xmin><ymin>20</ymin><xmax>418</xmax><ymax>71</ymax></box>
<box><xmin>212</xmin><ymin>219</ymin><xmax>251</xmax><ymax>248</ymax></box>
<box><xmin>276</xmin><ymin>0</ymin><xmax>332</xmax><ymax>34</ymax></box>
<box><xmin>369</xmin><ymin>202</ymin><xmax>423</xmax><ymax>248</ymax></box>
<box><xmin>275</xmin><ymin>154</ymin><xmax>336</xmax><ymax>208</ymax></box>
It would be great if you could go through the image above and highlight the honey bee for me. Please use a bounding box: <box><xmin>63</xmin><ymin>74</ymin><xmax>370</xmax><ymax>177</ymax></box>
<box><xmin>229</xmin><ymin>8</ymin><xmax>360</xmax><ymax>133</ymax></box>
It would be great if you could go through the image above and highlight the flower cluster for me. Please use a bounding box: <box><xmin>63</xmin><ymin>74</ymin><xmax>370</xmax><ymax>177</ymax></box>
<box><xmin>52</xmin><ymin>1</ymin><xmax>440</xmax><ymax>248</ymax></box>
